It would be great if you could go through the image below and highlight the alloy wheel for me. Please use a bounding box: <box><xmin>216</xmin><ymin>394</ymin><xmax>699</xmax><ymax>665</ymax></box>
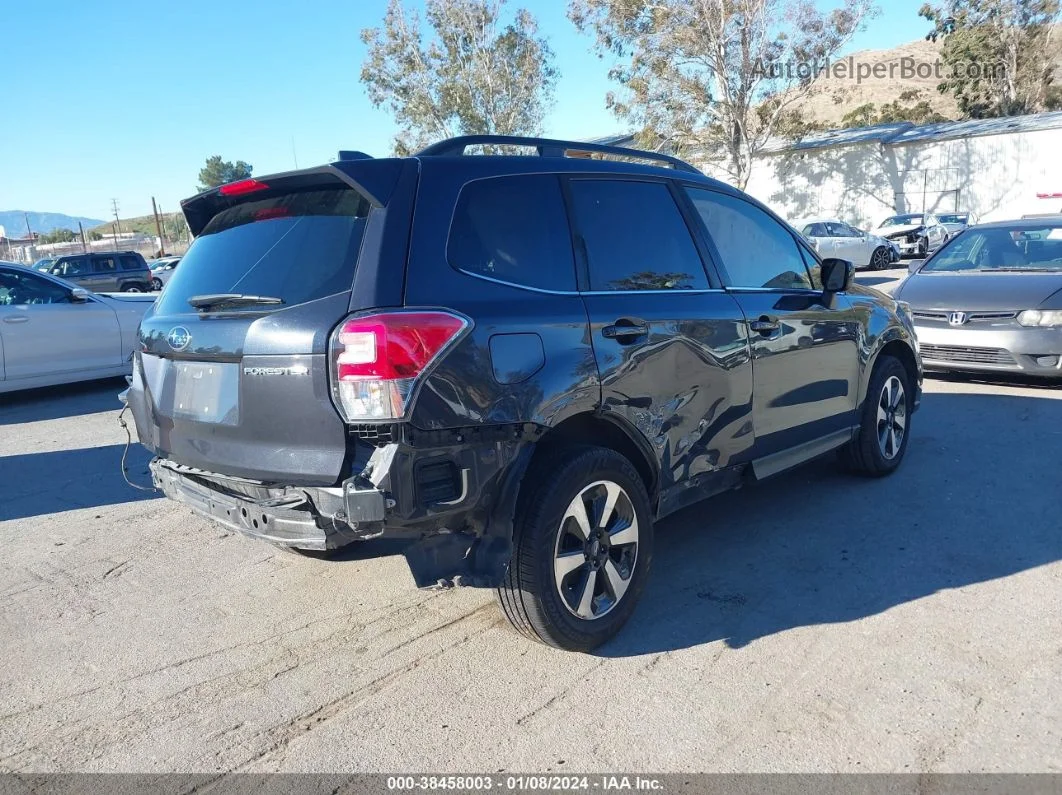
<box><xmin>553</xmin><ymin>480</ymin><xmax>639</xmax><ymax>620</ymax></box>
<box><xmin>877</xmin><ymin>375</ymin><xmax>907</xmax><ymax>460</ymax></box>
<box><xmin>872</xmin><ymin>247</ymin><xmax>889</xmax><ymax>270</ymax></box>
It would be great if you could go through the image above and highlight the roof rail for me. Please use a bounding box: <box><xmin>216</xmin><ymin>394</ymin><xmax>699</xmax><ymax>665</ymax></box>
<box><xmin>415</xmin><ymin>135</ymin><xmax>700</xmax><ymax>175</ymax></box>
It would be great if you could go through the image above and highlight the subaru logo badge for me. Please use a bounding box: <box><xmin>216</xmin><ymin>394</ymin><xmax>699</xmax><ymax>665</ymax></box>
<box><xmin>948</xmin><ymin>312</ymin><xmax>968</xmax><ymax>326</ymax></box>
<box><xmin>166</xmin><ymin>326</ymin><xmax>191</xmax><ymax>351</ymax></box>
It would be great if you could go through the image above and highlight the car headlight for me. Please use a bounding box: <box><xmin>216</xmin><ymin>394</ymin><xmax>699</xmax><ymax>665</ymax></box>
<box><xmin>1017</xmin><ymin>310</ymin><xmax>1062</xmax><ymax>327</ymax></box>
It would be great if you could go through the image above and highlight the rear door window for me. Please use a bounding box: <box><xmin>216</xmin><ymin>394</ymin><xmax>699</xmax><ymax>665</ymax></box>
<box><xmin>155</xmin><ymin>186</ymin><xmax>370</xmax><ymax>314</ymax></box>
<box><xmin>447</xmin><ymin>174</ymin><xmax>576</xmax><ymax>291</ymax></box>
<box><xmin>685</xmin><ymin>188</ymin><xmax>813</xmax><ymax>290</ymax></box>
<box><xmin>55</xmin><ymin>258</ymin><xmax>89</xmax><ymax>277</ymax></box>
<box><xmin>94</xmin><ymin>256</ymin><xmax>117</xmax><ymax>273</ymax></box>
<box><xmin>567</xmin><ymin>179</ymin><xmax>709</xmax><ymax>291</ymax></box>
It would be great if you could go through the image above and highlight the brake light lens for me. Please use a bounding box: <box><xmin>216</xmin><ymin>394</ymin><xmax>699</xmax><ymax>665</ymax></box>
<box><xmin>330</xmin><ymin>311</ymin><xmax>469</xmax><ymax>421</ymax></box>
<box><xmin>219</xmin><ymin>178</ymin><xmax>270</xmax><ymax>196</ymax></box>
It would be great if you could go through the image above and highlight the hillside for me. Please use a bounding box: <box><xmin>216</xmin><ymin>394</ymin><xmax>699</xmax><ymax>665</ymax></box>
<box><xmin>88</xmin><ymin>212</ymin><xmax>185</xmax><ymax>237</ymax></box>
<box><xmin>0</xmin><ymin>210</ymin><xmax>105</xmax><ymax>237</ymax></box>
<box><xmin>793</xmin><ymin>31</ymin><xmax>1062</xmax><ymax>128</ymax></box>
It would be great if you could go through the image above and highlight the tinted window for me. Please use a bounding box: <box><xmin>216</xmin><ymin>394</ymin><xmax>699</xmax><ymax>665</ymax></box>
<box><xmin>155</xmin><ymin>185</ymin><xmax>370</xmax><ymax>315</ymax></box>
<box><xmin>686</xmin><ymin>188</ymin><xmax>812</xmax><ymax>290</ymax></box>
<box><xmin>0</xmin><ymin>269</ymin><xmax>71</xmax><ymax>305</ymax></box>
<box><xmin>802</xmin><ymin>223</ymin><xmax>827</xmax><ymax>237</ymax></box>
<box><xmin>120</xmin><ymin>255</ymin><xmax>143</xmax><ymax>270</ymax></box>
<box><xmin>94</xmin><ymin>256</ymin><xmax>117</xmax><ymax>273</ymax></box>
<box><xmin>448</xmin><ymin>175</ymin><xmax>575</xmax><ymax>291</ymax></box>
<box><xmin>567</xmin><ymin>180</ymin><xmax>708</xmax><ymax>291</ymax></box>
<box><xmin>54</xmin><ymin>257</ymin><xmax>92</xmax><ymax>277</ymax></box>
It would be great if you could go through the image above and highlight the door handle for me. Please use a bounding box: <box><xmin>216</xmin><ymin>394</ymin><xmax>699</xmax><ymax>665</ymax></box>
<box><xmin>2</xmin><ymin>316</ymin><xmax>29</xmax><ymax>324</ymax></box>
<box><xmin>749</xmin><ymin>317</ymin><xmax>779</xmax><ymax>335</ymax></box>
<box><xmin>602</xmin><ymin>319</ymin><xmax>649</xmax><ymax>341</ymax></box>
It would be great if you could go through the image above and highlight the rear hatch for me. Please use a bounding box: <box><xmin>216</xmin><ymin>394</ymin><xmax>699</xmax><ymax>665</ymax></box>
<box><xmin>127</xmin><ymin>164</ymin><xmax>406</xmax><ymax>485</ymax></box>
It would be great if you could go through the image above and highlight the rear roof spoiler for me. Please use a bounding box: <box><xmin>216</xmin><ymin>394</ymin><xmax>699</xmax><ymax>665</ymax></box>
<box><xmin>180</xmin><ymin>158</ymin><xmax>405</xmax><ymax>237</ymax></box>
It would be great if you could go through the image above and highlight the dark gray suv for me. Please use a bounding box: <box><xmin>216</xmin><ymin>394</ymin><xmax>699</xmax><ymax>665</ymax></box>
<box><xmin>50</xmin><ymin>251</ymin><xmax>152</xmax><ymax>292</ymax></box>
<box><xmin>123</xmin><ymin>136</ymin><xmax>922</xmax><ymax>651</ymax></box>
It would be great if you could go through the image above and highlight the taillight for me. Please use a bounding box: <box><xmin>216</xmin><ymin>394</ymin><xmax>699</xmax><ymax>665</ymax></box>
<box><xmin>330</xmin><ymin>310</ymin><xmax>469</xmax><ymax>422</ymax></box>
<box><xmin>219</xmin><ymin>178</ymin><xmax>270</xmax><ymax>196</ymax></box>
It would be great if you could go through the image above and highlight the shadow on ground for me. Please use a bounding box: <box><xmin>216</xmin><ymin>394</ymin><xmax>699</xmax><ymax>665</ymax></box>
<box><xmin>0</xmin><ymin>377</ymin><xmax>127</xmax><ymax>426</ymax></box>
<box><xmin>598</xmin><ymin>386</ymin><xmax>1062</xmax><ymax>657</ymax></box>
<box><xmin>854</xmin><ymin>275</ymin><xmax>903</xmax><ymax>287</ymax></box>
<box><xmin>0</xmin><ymin>443</ymin><xmax>157</xmax><ymax>521</ymax></box>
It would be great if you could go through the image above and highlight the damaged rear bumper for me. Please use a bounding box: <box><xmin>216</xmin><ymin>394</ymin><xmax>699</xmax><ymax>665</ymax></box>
<box><xmin>147</xmin><ymin>429</ymin><xmax>533</xmax><ymax>587</ymax></box>
<box><xmin>150</xmin><ymin>459</ymin><xmax>385</xmax><ymax>551</ymax></box>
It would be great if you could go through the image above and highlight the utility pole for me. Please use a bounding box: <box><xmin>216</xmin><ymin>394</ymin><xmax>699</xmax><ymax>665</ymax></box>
<box><xmin>151</xmin><ymin>196</ymin><xmax>165</xmax><ymax>256</ymax></box>
<box><xmin>111</xmin><ymin>199</ymin><xmax>122</xmax><ymax>236</ymax></box>
<box><xmin>78</xmin><ymin>221</ymin><xmax>88</xmax><ymax>253</ymax></box>
<box><xmin>24</xmin><ymin>212</ymin><xmax>32</xmax><ymax>238</ymax></box>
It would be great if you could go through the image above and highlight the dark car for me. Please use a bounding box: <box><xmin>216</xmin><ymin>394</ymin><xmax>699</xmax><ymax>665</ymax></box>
<box><xmin>123</xmin><ymin>136</ymin><xmax>922</xmax><ymax>651</ymax></box>
<box><xmin>49</xmin><ymin>251</ymin><xmax>152</xmax><ymax>292</ymax></box>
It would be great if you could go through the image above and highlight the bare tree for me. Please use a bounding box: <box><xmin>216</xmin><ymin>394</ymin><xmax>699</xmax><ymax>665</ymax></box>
<box><xmin>361</xmin><ymin>0</ymin><xmax>559</xmax><ymax>155</ymax></box>
<box><xmin>570</xmin><ymin>0</ymin><xmax>876</xmax><ymax>188</ymax></box>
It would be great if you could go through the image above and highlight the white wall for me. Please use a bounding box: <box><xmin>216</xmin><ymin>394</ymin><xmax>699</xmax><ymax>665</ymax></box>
<box><xmin>731</xmin><ymin>126</ymin><xmax>1062</xmax><ymax>230</ymax></box>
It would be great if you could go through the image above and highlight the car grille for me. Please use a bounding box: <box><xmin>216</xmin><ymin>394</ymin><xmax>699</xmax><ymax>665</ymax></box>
<box><xmin>920</xmin><ymin>344</ymin><xmax>1017</xmax><ymax>366</ymax></box>
<box><xmin>912</xmin><ymin>310</ymin><xmax>1018</xmax><ymax>323</ymax></box>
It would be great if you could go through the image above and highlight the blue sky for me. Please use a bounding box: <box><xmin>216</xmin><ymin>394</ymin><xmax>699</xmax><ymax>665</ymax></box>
<box><xmin>1</xmin><ymin>0</ymin><xmax>927</xmax><ymax>221</ymax></box>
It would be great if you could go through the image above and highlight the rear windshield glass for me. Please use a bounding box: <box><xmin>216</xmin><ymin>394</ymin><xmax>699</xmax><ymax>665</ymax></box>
<box><xmin>155</xmin><ymin>186</ymin><xmax>370</xmax><ymax>314</ymax></box>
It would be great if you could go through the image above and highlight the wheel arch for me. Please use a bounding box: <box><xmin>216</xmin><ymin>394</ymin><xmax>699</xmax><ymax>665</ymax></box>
<box><xmin>861</xmin><ymin>334</ymin><xmax>919</xmax><ymax>407</ymax></box>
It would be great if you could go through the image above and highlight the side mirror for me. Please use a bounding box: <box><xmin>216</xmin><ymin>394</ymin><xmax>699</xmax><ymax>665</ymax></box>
<box><xmin>821</xmin><ymin>258</ymin><xmax>853</xmax><ymax>293</ymax></box>
<box><xmin>70</xmin><ymin>287</ymin><xmax>90</xmax><ymax>302</ymax></box>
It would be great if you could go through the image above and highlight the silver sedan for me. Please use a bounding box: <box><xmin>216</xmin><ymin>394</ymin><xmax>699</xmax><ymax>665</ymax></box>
<box><xmin>0</xmin><ymin>263</ymin><xmax>155</xmax><ymax>393</ymax></box>
<box><xmin>895</xmin><ymin>219</ymin><xmax>1062</xmax><ymax>378</ymax></box>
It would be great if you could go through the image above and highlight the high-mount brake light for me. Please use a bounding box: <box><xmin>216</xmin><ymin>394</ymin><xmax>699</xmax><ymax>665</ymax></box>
<box><xmin>219</xmin><ymin>178</ymin><xmax>270</xmax><ymax>196</ymax></box>
<box><xmin>330</xmin><ymin>311</ymin><xmax>469</xmax><ymax>421</ymax></box>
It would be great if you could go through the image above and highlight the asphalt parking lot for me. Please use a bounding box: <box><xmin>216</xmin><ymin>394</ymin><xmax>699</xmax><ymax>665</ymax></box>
<box><xmin>2</xmin><ymin>266</ymin><xmax>1060</xmax><ymax>774</ymax></box>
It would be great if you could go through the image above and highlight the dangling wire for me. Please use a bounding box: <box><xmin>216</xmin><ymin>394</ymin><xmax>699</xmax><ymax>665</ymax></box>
<box><xmin>117</xmin><ymin>405</ymin><xmax>157</xmax><ymax>493</ymax></box>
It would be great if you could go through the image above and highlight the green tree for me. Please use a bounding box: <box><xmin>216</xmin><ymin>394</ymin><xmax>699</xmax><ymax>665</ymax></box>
<box><xmin>840</xmin><ymin>89</ymin><xmax>951</xmax><ymax>127</ymax></box>
<box><xmin>197</xmin><ymin>155</ymin><xmax>253</xmax><ymax>192</ymax></box>
<box><xmin>361</xmin><ymin>0</ymin><xmax>558</xmax><ymax>155</ymax></box>
<box><xmin>88</xmin><ymin>230</ymin><xmax>103</xmax><ymax>241</ymax></box>
<box><xmin>569</xmin><ymin>0</ymin><xmax>876</xmax><ymax>189</ymax></box>
<box><xmin>920</xmin><ymin>0</ymin><xmax>1060</xmax><ymax>117</ymax></box>
<box><xmin>39</xmin><ymin>228</ymin><xmax>77</xmax><ymax>244</ymax></box>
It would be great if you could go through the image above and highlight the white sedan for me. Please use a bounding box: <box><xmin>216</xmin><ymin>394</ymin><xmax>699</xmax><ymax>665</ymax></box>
<box><xmin>0</xmin><ymin>262</ymin><xmax>155</xmax><ymax>393</ymax></box>
<box><xmin>149</xmin><ymin>256</ymin><xmax>181</xmax><ymax>291</ymax></box>
<box><xmin>795</xmin><ymin>218</ymin><xmax>900</xmax><ymax>270</ymax></box>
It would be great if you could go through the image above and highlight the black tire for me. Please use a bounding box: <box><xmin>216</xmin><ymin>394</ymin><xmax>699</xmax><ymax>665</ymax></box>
<box><xmin>121</xmin><ymin>284</ymin><xmax>143</xmax><ymax>293</ymax></box>
<box><xmin>917</xmin><ymin>238</ymin><xmax>928</xmax><ymax>258</ymax></box>
<box><xmin>838</xmin><ymin>355</ymin><xmax>913</xmax><ymax>477</ymax></box>
<box><xmin>870</xmin><ymin>246</ymin><xmax>890</xmax><ymax>270</ymax></box>
<box><xmin>495</xmin><ymin>445</ymin><xmax>654</xmax><ymax>652</ymax></box>
<box><xmin>151</xmin><ymin>278</ymin><xmax>163</xmax><ymax>291</ymax></box>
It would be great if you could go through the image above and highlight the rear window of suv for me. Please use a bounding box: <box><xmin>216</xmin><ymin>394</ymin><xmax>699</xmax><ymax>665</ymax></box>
<box><xmin>447</xmin><ymin>174</ymin><xmax>576</xmax><ymax>292</ymax></box>
<box><xmin>155</xmin><ymin>186</ymin><xmax>370</xmax><ymax>314</ymax></box>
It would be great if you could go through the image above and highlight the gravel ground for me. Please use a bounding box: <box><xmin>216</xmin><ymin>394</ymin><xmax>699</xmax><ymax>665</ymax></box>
<box><xmin>1</xmin><ymin>359</ymin><xmax>1060</xmax><ymax>773</ymax></box>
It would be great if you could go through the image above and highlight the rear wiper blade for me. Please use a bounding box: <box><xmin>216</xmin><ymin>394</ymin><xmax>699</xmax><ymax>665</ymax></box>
<box><xmin>187</xmin><ymin>293</ymin><xmax>284</xmax><ymax>310</ymax></box>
